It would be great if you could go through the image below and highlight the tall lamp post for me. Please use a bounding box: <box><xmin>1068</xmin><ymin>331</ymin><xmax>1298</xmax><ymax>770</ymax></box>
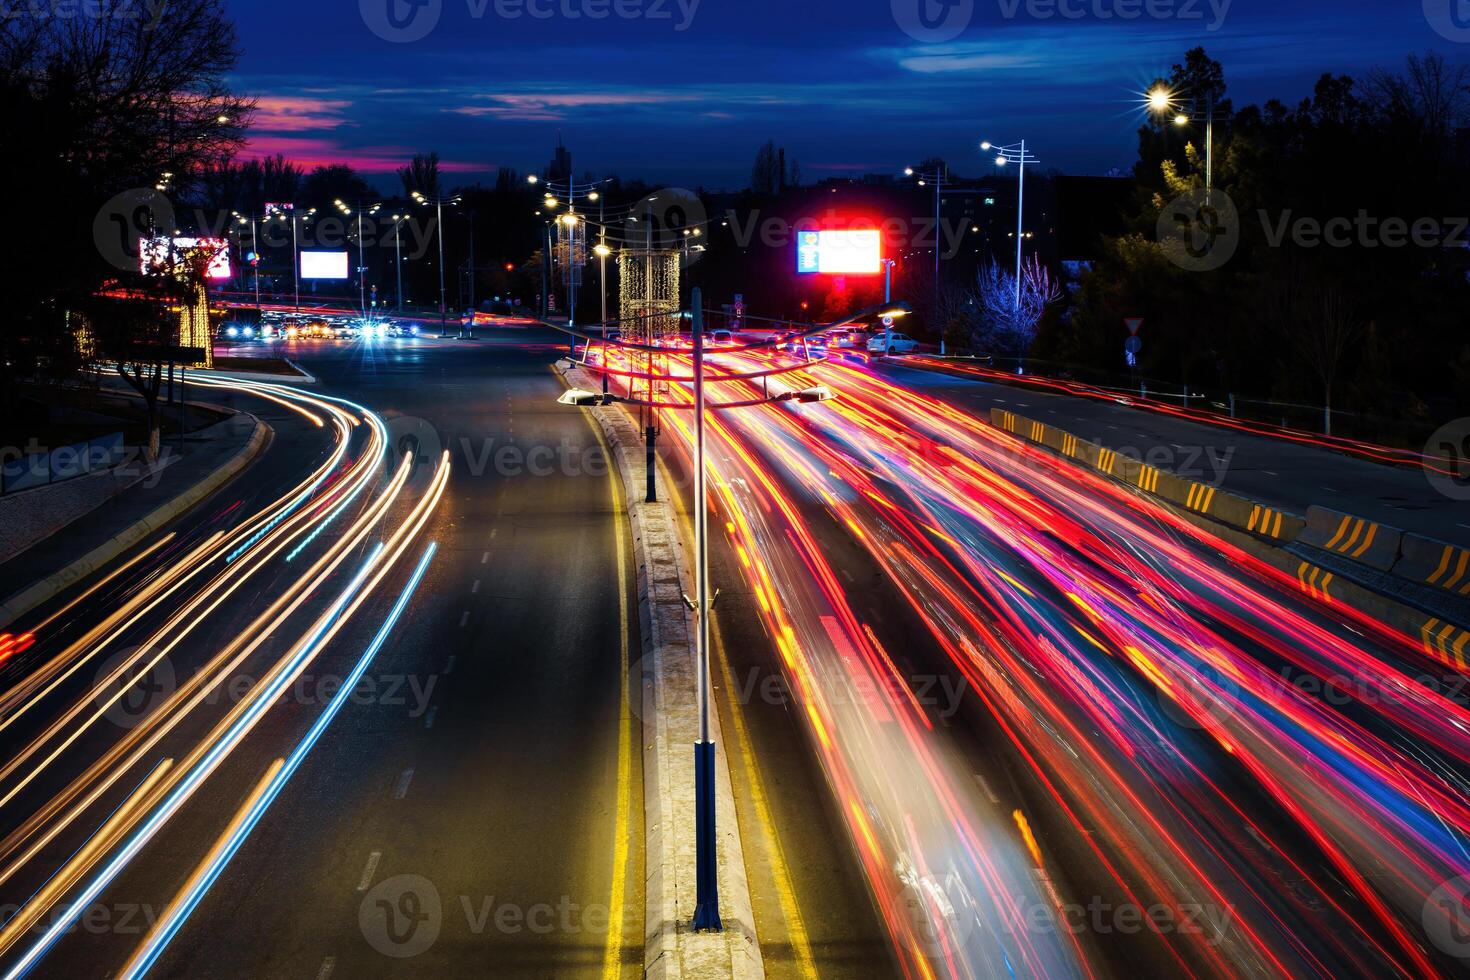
<box><xmin>1147</xmin><ymin>85</ymin><xmax>1219</xmax><ymax>192</ymax></box>
<box><xmin>336</xmin><ymin>199</ymin><xmax>382</xmax><ymax>319</ymax></box>
<box><xmin>554</xmin><ymin>297</ymin><xmax>909</xmax><ymax>933</ymax></box>
<box><xmin>412</xmin><ymin>190</ymin><xmax>462</xmax><ymax>336</ymax></box>
<box><xmin>981</xmin><ymin>139</ymin><xmax>1040</xmax><ymax>308</ymax></box>
<box><xmin>390</xmin><ymin>213</ymin><xmax>407</xmax><ymax>311</ymax></box>
<box><xmin>905</xmin><ymin>164</ymin><xmax>965</xmax><ymax>355</ymax></box>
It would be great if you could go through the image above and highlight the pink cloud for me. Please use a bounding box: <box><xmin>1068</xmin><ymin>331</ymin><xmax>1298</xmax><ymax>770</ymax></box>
<box><xmin>253</xmin><ymin>96</ymin><xmax>353</xmax><ymax>133</ymax></box>
<box><xmin>243</xmin><ymin>135</ymin><xmax>489</xmax><ymax>175</ymax></box>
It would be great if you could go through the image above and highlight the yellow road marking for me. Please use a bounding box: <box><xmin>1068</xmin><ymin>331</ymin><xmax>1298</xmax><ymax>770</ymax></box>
<box><xmin>587</xmin><ymin>411</ymin><xmax>634</xmax><ymax>980</ymax></box>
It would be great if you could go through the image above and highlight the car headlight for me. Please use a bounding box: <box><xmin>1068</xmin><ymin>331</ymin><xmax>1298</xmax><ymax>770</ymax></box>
<box><xmin>242</xmin><ymin>327</ymin><xmax>254</xmax><ymax>338</ymax></box>
<box><xmin>225</xmin><ymin>326</ymin><xmax>239</xmax><ymax>338</ymax></box>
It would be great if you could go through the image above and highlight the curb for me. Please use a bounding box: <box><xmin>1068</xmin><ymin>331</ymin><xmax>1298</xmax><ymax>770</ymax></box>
<box><xmin>553</xmin><ymin>361</ymin><xmax>763</xmax><ymax>980</ymax></box>
<box><xmin>0</xmin><ymin>413</ymin><xmax>273</xmax><ymax>631</ymax></box>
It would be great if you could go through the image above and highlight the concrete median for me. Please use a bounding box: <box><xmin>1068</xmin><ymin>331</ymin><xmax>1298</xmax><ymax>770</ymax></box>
<box><xmin>1299</xmin><ymin>506</ymin><xmax>1403</xmax><ymax>573</ymax></box>
<box><xmin>552</xmin><ymin>361</ymin><xmax>763</xmax><ymax>980</ymax></box>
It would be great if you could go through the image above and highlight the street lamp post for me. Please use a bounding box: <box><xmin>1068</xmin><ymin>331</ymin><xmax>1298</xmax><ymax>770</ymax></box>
<box><xmin>904</xmin><ymin>165</ymin><xmax>953</xmax><ymax>355</ymax></box>
<box><xmin>391</xmin><ymin>214</ymin><xmax>406</xmax><ymax>311</ymax></box>
<box><xmin>413</xmin><ymin>191</ymin><xmax>461</xmax><ymax>336</ymax></box>
<box><xmin>553</xmin><ymin>297</ymin><xmax>903</xmax><ymax>937</ymax></box>
<box><xmin>1148</xmin><ymin>85</ymin><xmax>1219</xmax><ymax>192</ymax></box>
<box><xmin>982</xmin><ymin>139</ymin><xmax>1041</xmax><ymax>309</ymax></box>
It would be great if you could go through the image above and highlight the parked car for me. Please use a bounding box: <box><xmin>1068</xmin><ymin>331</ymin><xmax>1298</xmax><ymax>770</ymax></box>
<box><xmin>867</xmin><ymin>332</ymin><xmax>919</xmax><ymax>355</ymax></box>
<box><xmin>710</xmin><ymin>328</ymin><xmax>734</xmax><ymax>346</ymax></box>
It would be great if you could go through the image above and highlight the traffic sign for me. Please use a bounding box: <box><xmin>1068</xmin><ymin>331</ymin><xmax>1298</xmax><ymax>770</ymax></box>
<box><xmin>881</xmin><ymin>315</ymin><xmax>895</xmax><ymax>328</ymax></box>
<box><xmin>1125</xmin><ymin>317</ymin><xmax>1144</xmax><ymax>336</ymax></box>
<box><xmin>1125</xmin><ymin>336</ymin><xmax>1143</xmax><ymax>355</ymax></box>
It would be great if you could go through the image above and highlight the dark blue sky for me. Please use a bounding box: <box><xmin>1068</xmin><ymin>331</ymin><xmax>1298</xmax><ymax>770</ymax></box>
<box><xmin>227</xmin><ymin>0</ymin><xmax>1456</xmax><ymax>190</ymax></box>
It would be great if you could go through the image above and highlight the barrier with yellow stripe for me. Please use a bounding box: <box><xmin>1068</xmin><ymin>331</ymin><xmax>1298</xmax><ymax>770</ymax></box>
<box><xmin>1422</xmin><ymin>618</ymin><xmax>1470</xmax><ymax>670</ymax></box>
<box><xmin>1300</xmin><ymin>507</ymin><xmax>1402</xmax><ymax>572</ymax></box>
<box><xmin>1426</xmin><ymin>544</ymin><xmax>1470</xmax><ymax>595</ymax></box>
<box><xmin>1296</xmin><ymin>562</ymin><xmax>1336</xmax><ymax>603</ymax></box>
<box><xmin>986</xmin><ymin>408</ymin><xmax>1305</xmax><ymax>544</ymax></box>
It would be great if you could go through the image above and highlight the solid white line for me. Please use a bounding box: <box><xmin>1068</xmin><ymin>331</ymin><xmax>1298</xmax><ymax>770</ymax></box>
<box><xmin>356</xmin><ymin>852</ymin><xmax>381</xmax><ymax>891</ymax></box>
<box><xmin>424</xmin><ymin>706</ymin><xmax>439</xmax><ymax>729</ymax></box>
<box><xmin>394</xmin><ymin>770</ymin><xmax>415</xmax><ymax>800</ymax></box>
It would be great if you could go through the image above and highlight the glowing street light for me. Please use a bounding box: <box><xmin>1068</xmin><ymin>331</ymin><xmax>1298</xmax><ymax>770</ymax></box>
<box><xmin>982</xmin><ymin>137</ymin><xmax>1041</xmax><ymax>308</ymax></box>
<box><xmin>1146</xmin><ymin>82</ymin><xmax>1220</xmax><ymax>191</ymax></box>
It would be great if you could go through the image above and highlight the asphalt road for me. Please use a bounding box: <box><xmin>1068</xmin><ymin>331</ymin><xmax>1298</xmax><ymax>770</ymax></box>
<box><xmin>0</xmin><ymin>334</ymin><xmax>638</xmax><ymax>977</ymax></box>
<box><xmin>0</xmin><ymin>331</ymin><xmax>893</xmax><ymax>979</ymax></box>
<box><xmin>880</xmin><ymin>359</ymin><xmax>1470</xmax><ymax>549</ymax></box>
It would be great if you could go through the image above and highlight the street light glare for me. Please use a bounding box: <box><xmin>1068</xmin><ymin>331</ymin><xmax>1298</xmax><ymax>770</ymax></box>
<box><xmin>1174</xmin><ymin>113</ymin><xmax>1190</xmax><ymax>126</ymax></box>
<box><xmin>1148</xmin><ymin>87</ymin><xmax>1174</xmax><ymax>112</ymax></box>
<box><xmin>996</xmin><ymin>156</ymin><xmax>1008</xmax><ymax>167</ymax></box>
<box><xmin>904</xmin><ymin>167</ymin><xmax>914</xmax><ymax>176</ymax></box>
<box><xmin>980</xmin><ymin>141</ymin><xmax>992</xmax><ymax>151</ymax></box>
<box><xmin>527</xmin><ymin>174</ymin><xmax>539</xmax><ymax>184</ymax></box>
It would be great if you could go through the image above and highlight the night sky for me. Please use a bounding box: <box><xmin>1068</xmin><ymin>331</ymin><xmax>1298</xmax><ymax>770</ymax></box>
<box><xmin>228</xmin><ymin>0</ymin><xmax>1454</xmax><ymax>190</ymax></box>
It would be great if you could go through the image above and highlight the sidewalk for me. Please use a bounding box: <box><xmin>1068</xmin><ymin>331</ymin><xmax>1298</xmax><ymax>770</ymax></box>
<box><xmin>0</xmin><ymin>409</ymin><xmax>269</xmax><ymax>629</ymax></box>
<box><xmin>886</xmin><ymin>360</ymin><xmax>1469</xmax><ymax>551</ymax></box>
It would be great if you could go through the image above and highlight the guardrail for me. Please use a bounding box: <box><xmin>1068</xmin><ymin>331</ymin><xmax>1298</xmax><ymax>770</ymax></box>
<box><xmin>1</xmin><ymin>433</ymin><xmax>126</xmax><ymax>496</ymax></box>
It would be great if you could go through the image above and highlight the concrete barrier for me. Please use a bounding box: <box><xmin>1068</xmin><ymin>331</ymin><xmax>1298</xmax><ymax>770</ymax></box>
<box><xmin>1422</xmin><ymin>618</ymin><xmax>1470</xmax><ymax>670</ymax></box>
<box><xmin>1396</xmin><ymin>535</ymin><xmax>1470</xmax><ymax>597</ymax></box>
<box><xmin>988</xmin><ymin>408</ymin><xmax>1306</xmax><ymax>543</ymax></box>
<box><xmin>1299</xmin><ymin>506</ymin><xmax>1403</xmax><ymax>572</ymax></box>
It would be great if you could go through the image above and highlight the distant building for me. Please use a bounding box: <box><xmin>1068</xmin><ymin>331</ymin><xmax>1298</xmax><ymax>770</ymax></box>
<box><xmin>547</xmin><ymin>138</ymin><xmax>572</xmax><ymax>183</ymax></box>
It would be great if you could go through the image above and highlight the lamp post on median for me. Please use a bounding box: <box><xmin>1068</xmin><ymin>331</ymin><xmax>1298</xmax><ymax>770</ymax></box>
<box><xmin>552</xmin><ymin>297</ymin><xmax>908</xmax><ymax>934</ymax></box>
<box><xmin>982</xmin><ymin>139</ymin><xmax>1040</xmax><ymax>310</ymax></box>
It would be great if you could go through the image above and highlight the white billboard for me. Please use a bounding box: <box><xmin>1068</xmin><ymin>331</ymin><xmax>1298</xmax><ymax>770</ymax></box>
<box><xmin>300</xmin><ymin>250</ymin><xmax>349</xmax><ymax>280</ymax></box>
<box><xmin>796</xmin><ymin>229</ymin><xmax>883</xmax><ymax>275</ymax></box>
<box><xmin>140</xmin><ymin>237</ymin><xmax>232</xmax><ymax>279</ymax></box>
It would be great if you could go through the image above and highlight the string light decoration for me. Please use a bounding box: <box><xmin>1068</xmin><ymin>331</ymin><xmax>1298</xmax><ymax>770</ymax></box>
<box><xmin>617</xmin><ymin>246</ymin><xmax>680</xmax><ymax>432</ymax></box>
<box><xmin>178</xmin><ymin>283</ymin><xmax>214</xmax><ymax>369</ymax></box>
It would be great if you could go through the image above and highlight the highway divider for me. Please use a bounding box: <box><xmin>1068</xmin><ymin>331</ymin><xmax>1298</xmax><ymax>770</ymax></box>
<box><xmin>1397</xmin><ymin>536</ymin><xmax>1470</xmax><ymax>598</ymax></box>
<box><xmin>991</xmin><ymin>409</ymin><xmax>1304</xmax><ymax>542</ymax></box>
<box><xmin>1299</xmin><ymin>507</ymin><xmax>1403</xmax><ymax>572</ymax></box>
<box><xmin>989</xmin><ymin>409</ymin><xmax>1470</xmax><ymax>647</ymax></box>
<box><xmin>553</xmin><ymin>360</ymin><xmax>763</xmax><ymax>980</ymax></box>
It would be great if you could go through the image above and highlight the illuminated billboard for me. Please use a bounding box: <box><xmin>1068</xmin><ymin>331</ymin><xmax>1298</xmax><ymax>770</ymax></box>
<box><xmin>140</xmin><ymin>237</ymin><xmax>232</xmax><ymax>280</ymax></box>
<box><xmin>796</xmin><ymin>229</ymin><xmax>882</xmax><ymax>275</ymax></box>
<box><xmin>300</xmin><ymin>250</ymin><xmax>349</xmax><ymax>280</ymax></box>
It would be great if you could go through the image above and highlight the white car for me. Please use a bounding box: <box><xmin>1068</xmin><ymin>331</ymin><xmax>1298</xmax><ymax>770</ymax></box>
<box><xmin>867</xmin><ymin>332</ymin><xmax>919</xmax><ymax>355</ymax></box>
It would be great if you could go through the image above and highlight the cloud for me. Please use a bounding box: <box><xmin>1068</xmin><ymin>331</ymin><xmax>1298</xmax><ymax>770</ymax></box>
<box><xmin>242</xmin><ymin>135</ymin><xmax>488</xmax><ymax>174</ymax></box>
<box><xmin>253</xmin><ymin>96</ymin><xmax>354</xmax><ymax>132</ymax></box>
<box><xmin>449</xmin><ymin>89</ymin><xmax>703</xmax><ymax>121</ymax></box>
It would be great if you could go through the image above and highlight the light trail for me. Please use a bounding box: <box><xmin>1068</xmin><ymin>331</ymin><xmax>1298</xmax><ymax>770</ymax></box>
<box><xmin>625</xmin><ymin>345</ymin><xmax>1470</xmax><ymax>977</ymax></box>
<box><xmin>0</xmin><ymin>378</ymin><xmax>449</xmax><ymax>978</ymax></box>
